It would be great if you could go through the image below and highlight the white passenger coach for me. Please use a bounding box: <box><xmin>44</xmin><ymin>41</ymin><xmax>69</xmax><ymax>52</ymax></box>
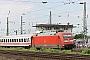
<box><xmin>0</xmin><ymin>34</ymin><xmax>33</xmax><ymax>48</ymax></box>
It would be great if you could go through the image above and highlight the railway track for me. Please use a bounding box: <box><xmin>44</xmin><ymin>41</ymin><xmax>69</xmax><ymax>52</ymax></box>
<box><xmin>0</xmin><ymin>50</ymin><xmax>90</xmax><ymax>60</ymax></box>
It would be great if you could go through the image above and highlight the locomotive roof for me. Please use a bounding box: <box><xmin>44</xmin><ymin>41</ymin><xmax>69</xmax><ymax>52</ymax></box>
<box><xmin>37</xmin><ymin>32</ymin><xmax>72</xmax><ymax>36</ymax></box>
<box><xmin>37</xmin><ymin>32</ymin><xmax>56</xmax><ymax>36</ymax></box>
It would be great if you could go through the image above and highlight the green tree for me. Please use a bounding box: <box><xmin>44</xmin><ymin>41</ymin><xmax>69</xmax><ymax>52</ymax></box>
<box><xmin>74</xmin><ymin>34</ymin><xmax>86</xmax><ymax>39</ymax></box>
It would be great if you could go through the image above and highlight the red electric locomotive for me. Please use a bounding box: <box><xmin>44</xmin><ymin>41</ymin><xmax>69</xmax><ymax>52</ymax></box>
<box><xmin>31</xmin><ymin>32</ymin><xmax>75</xmax><ymax>49</ymax></box>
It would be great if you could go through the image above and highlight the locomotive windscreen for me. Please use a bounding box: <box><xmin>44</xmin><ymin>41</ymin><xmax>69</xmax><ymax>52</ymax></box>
<box><xmin>63</xmin><ymin>35</ymin><xmax>73</xmax><ymax>38</ymax></box>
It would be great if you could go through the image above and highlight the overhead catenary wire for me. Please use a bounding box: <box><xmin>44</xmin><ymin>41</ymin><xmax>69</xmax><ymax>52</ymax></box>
<box><xmin>0</xmin><ymin>4</ymin><xmax>90</xmax><ymax>24</ymax></box>
<box><xmin>0</xmin><ymin>0</ymin><xmax>90</xmax><ymax>36</ymax></box>
<box><xmin>0</xmin><ymin>0</ymin><xmax>85</xmax><ymax>14</ymax></box>
<box><xmin>0</xmin><ymin>0</ymin><xmax>86</xmax><ymax>20</ymax></box>
<box><xmin>0</xmin><ymin>1</ymin><xmax>90</xmax><ymax>22</ymax></box>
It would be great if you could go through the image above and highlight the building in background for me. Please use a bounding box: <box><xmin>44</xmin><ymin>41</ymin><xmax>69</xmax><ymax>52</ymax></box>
<box><xmin>33</xmin><ymin>22</ymin><xmax>76</xmax><ymax>33</ymax></box>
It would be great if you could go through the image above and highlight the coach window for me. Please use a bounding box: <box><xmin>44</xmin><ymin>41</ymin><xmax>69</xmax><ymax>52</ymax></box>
<box><xmin>24</xmin><ymin>38</ymin><xmax>26</xmax><ymax>42</ymax></box>
<box><xmin>14</xmin><ymin>39</ymin><xmax>16</xmax><ymax>42</ymax></box>
<box><xmin>6</xmin><ymin>39</ymin><xmax>7</xmax><ymax>42</ymax></box>
<box><xmin>12</xmin><ymin>39</ymin><xmax>14</xmax><ymax>42</ymax></box>
<box><xmin>19</xmin><ymin>39</ymin><xmax>23</xmax><ymax>42</ymax></box>
<box><xmin>13</xmin><ymin>39</ymin><xmax>15</xmax><ymax>42</ymax></box>
<box><xmin>26</xmin><ymin>38</ymin><xmax>29</xmax><ymax>42</ymax></box>
<box><xmin>4</xmin><ymin>39</ymin><xmax>5</xmax><ymax>42</ymax></box>
<box><xmin>0</xmin><ymin>39</ymin><xmax>1</xmax><ymax>42</ymax></box>
<box><xmin>2</xmin><ymin>39</ymin><xmax>3</xmax><ymax>42</ymax></box>
<box><xmin>25</xmin><ymin>38</ymin><xmax>27</xmax><ymax>42</ymax></box>
<box><xmin>1</xmin><ymin>39</ymin><xmax>3</xmax><ymax>42</ymax></box>
<box><xmin>19</xmin><ymin>39</ymin><xmax>21</xmax><ymax>42</ymax></box>
<box><xmin>8</xmin><ymin>39</ymin><xmax>9</xmax><ymax>42</ymax></box>
<box><xmin>21</xmin><ymin>39</ymin><xmax>23</xmax><ymax>42</ymax></box>
<box><xmin>2</xmin><ymin>39</ymin><xmax>4</xmax><ymax>42</ymax></box>
<box><xmin>0</xmin><ymin>39</ymin><xmax>2</xmax><ymax>42</ymax></box>
<box><xmin>10</xmin><ymin>39</ymin><xmax>11</xmax><ymax>42</ymax></box>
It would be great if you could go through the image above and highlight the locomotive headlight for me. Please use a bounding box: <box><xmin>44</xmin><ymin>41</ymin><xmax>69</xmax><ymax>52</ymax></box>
<box><xmin>70</xmin><ymin>40</ymin><xmax>73</xmax><ymax>42</ymax></box>
<box><xmin>64</xmin><ymin>40</ymin><xmax>68</xmax><ymax>42</ymax></box>
<box><xmin>62</xmin><ymin>45</ymin><xmax>65</xmax><ymax>46</ymax></box>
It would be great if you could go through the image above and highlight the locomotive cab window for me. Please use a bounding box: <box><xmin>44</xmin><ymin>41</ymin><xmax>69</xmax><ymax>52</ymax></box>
<box><xmin>63</xmin><ymin>35</ymin><xmax>73</xmax><ymax>38</ymax></box>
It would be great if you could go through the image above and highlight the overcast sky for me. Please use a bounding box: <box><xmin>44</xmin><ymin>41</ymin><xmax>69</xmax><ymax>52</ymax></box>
<box><xmin>0</xmin><ymin>0</ymin><xmax>90</xmax><ymax>36</ymax></box>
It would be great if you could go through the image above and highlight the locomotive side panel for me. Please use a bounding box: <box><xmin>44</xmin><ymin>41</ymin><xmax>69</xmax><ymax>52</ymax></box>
<box><xmin>32</xmin><ymin>36</ymin><xmax>62</xmax><ymax>48</ymax></box>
